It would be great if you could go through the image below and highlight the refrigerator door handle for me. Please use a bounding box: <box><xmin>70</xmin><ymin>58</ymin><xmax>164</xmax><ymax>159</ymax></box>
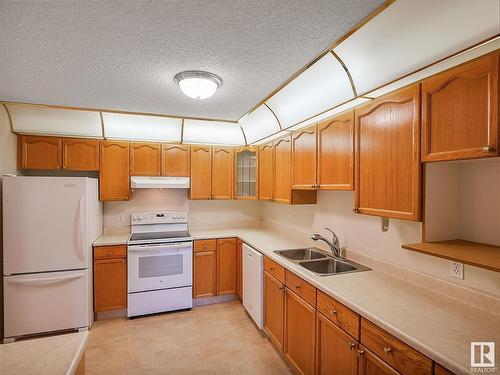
<box><xmin>5</xmin><ymin>273</ymin><xmax>85</xmax><ymax>286</ymax></box>
<box><xmin>77</xmin><ymin>196</ymin><xmax>86</xmax><ymax>262</ymax></box>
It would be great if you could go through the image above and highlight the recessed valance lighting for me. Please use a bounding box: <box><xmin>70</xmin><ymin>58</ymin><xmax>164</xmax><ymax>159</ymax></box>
<box><xmin>174</xmin><ymin>71</ymin><xmax>222</xmax><ymax>100</ymax></box>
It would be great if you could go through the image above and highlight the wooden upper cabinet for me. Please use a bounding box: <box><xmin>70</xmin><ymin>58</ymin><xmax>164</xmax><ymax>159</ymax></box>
<box><xmin>190</xmin><ymin>146</ymin><xmax>212</xmax><ymax>200</ymax></box>
<box><xmin>235</xmin><ymin>146</ymin><xmax>258</xmax><ymax>200</ymax></box>
<box><xmin>291</xmin><ymin>125</ymin><xmax>317</xmax><ymax>190</ymax></box>
<box><xmin>99</xmin><ymin>140</ymin><xmax>130</xmax><ymax>201</ymax></box>
<box><xmin>130</xmin><ymin>142</ymin><xmax>161</xmax><ymax>176</ymax></box>
<box><xmin>316</xmin><ymin>312</ymin><xmax>358</xmax><ymax>375</ymax></box>
<box><xmin>162</xmin><ymin>144</ymin><xmax>190</xmax><ymax>176</ymax></box>
<box><xmin>217</xmin><ymin>238</ymin><xmax>237</xmax><ymax>295</ymax></box>
<box><xmin>258</xmin><ymin>143</ymin><xmax>274</xmax><ymax>201</ymax></box>
<box><xmin>211</xmin><ymin>147</ymin><xmax>234</xmax><ymax>200</ymax></box>
<box><xmin>62</xmin><ymin>138</ymin><xmax>99</xmax><ymax>171</ymax></box>
<box><xmin>422</xmin><ymin>53</ymin><xmax>499</xmax><ymax>162</ymax></box>
<box><xmin>355</xmin><ymin>84</ymin><xmax>421</xmax><ymax>221</ymax></box>
<box><xmin>318</xmin><ymin>110</ymin><xmax>354</xmax><ymax>190</ymax></box>
<box><xmin>274</xmin><ymin>135</ymin><xmax>292</xmax><ymax>204</ymax></box>
<box><xmin>18</xmin><ymin>135</ymin><xmax>62</xmax><ymax>170</ymax></box>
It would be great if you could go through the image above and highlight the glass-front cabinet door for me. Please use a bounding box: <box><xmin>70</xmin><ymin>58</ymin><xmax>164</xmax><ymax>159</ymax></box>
<box><xmin>235</xmin><ymin>147</ymin><xmax>258</xmax><ymax>199</ymax></box>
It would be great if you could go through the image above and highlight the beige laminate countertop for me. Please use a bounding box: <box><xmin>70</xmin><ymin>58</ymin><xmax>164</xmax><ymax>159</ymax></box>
<box><xmin>93</xmin><ymin>232</ymin><xmax>130</xmax><ymax>246</ymax></box>
<box><xmin>0</xmin><ymin>331</ymin><xmax>88</xmax><ymax>375</ymax></box>
<box><xmin>93</xmin><ymin>226</ymin><xmax>500</xmax><ymax>374</ymax></box>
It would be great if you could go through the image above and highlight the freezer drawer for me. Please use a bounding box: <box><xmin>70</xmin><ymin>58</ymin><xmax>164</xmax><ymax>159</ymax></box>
<box><xmin>4</xmin><ymin>270</ymin><xmax>90</xmax><ymax>339</ymax></box>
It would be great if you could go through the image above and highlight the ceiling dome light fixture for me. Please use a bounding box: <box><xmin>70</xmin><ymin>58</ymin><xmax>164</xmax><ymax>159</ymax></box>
<box><xmin>174</xmin><ymin>71</ymin><xmax>222</xmax><ymax>100</ymax></box>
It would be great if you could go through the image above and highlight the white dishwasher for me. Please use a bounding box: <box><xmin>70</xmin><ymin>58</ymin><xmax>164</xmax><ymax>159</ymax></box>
<box><xmin>242</xmin><ymin>243</ymin><xmax>263</xmax><ymax>329</ymax></box>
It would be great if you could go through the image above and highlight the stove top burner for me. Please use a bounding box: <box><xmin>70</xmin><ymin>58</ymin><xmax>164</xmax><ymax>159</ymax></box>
<box><xmin>128</xmin><ymin>230</ymin><xmax>192</xmax><ymax>245</ymax></box>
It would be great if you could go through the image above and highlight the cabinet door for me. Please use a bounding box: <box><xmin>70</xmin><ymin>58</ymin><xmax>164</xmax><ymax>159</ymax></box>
<box><xmin>318</xmin><ymin>110</ymin><xmax>354</xmax><ymax>190</ymax></box>
<box><xmin>284</xmin><ymin>288</ymin><xmax>316</xmax><ymax>375</ymax></box>
<box><xmin>292</xmin><ymin>125</ymin><xmax>317</xmax><ymax>190</ymax></box>
<box><xmin>316</xmin><ymin>312</ymin><xmax>358</xmax><ymax>375</ymax></box>
<box><xmin>236</xmin><ymin>239</ymin><xmax>243</xmax><ymax>300</ymax></box>
<box><xmin>274</xmin><ymin>135</ymin><xmax>292</xmax><ymax>204</ymax></box>
<box><xmin>217</xmin><ymin>238</ymin><xmax>237</xmax><ymax>295</ymax></box>
<box><xmin>355</xmin><ymin>84</ymin><xmax>421</xmax><ymax>221</ymax></box>
<box><xmin>212</xmin><ymin>147</ymin><xmax>234</xmax><ymax>200</ymax></box>
<box><xmin>193</xmin><ymin>251</ymin><xmax>216</xmax><ymax>298</ymax></box>
<box><xmin>99</xmin><ymin>140</ymin><xmax>130</xmax><ymax>201</ymax></box>
<box><xmin>435</xmin><ymin>364</ymin><xmax>455</xmax><ymax>375</ymax></box>
<box><xmin>358</xmin><ymin>346</ymin><xmax>401</xmax><ymax>375</ymax></box>
<box><xmin>258</xmin><ymin>143</ymin><xmax>274</xmax><ymax>201</ymax></box>
<box><xmin>235</xmin><ymin>147</ymin><xmax>258</xmax><ymax>200</ymax></box>
<box><xmin>130</xmin><ymin>142</ymin><xmax>161</xmax><ymax>176</ymax></box>
<box><xmin>94</xmin><ymin>257</ymin><xmax>127</xmax><ymax>312</ymax></box>
<box><xmin>422</xmin><ymin>53</ymin><xmax>498</xmax><ymax>161</ymax></box>
<box><xmin>162</xmin><ymin>144</ymin><xmax>190</xmax><ymax>176</ymax></box>
<box><xmin>18</xmin><ymin>135</ymin><xmax>62</xmax><ymax>170</ymax></box>
<box><xmin>264</xmin><ymin>271</ymin><xmax>285</xmax><ymax>352</ymax></box>
<box><xmin>62</xmin><ymin>138</ymin><xmax>99</xmax><ymax>171</ymax></box>
<box><xmin>190</xmin><ymin>146</ymin><xmax>212</xmax><ymax>199</ymax></box>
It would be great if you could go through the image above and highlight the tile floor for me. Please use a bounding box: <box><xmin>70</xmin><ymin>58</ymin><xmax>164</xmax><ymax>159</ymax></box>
<box><xmin>86</xmin><ymin>301</ymin><xmax>292</xmax><ymax>374</ymax></box>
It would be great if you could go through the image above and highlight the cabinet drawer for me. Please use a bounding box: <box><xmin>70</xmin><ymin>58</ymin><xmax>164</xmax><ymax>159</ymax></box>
<box><xmin>285</xmin><ymin>270</ymin><xmax>316</xmax><ymax>307</ymax></box>
<box><xmin>264</xmin><ymin>257</ymin><xmax>285</xmax><ymax>283</ymax></box>
<box><xmin>194</xmin><ymin>239</ymin><xmax>217</xmax><ymax>252</ymax></box>
<box><xmin>94</xmin><ymin>245</ymin><xmax>127</xmax><ymax>260</ymax></box>
<box><xmin>317</xmin><ymin>289</ymin><xmax>359</xmax><ymax>339</ymax></box>
<box><xmin>361</xmin><ymin>318</ymin><xmax>432</xmax><ymax>375</ymax></box>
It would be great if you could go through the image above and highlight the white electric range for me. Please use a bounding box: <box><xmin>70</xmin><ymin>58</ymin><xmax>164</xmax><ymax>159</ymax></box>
<box><xmin>127</xmin><ymin>211</ymin><xmax>193</xmax><ymax>317</ymax></box>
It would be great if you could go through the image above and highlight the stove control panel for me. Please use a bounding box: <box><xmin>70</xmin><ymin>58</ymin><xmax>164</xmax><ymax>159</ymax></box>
<box><xmin>131</xmin><ymin>211</ymin><xmax>188</xmax><ymax>225</ymax></box>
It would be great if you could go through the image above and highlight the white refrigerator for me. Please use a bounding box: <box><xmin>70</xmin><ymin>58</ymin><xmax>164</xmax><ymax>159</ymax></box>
<box><xmin>2</xmin><ymin>176</ymin><xmax>102</xmax><ymax>341</ymax></box>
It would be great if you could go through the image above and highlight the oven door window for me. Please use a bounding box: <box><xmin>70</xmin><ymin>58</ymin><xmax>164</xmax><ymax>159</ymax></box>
<box><xmin>139</xmin><ymin>254</ymin><xmax>183</xmax><ymax>278</ymax></box>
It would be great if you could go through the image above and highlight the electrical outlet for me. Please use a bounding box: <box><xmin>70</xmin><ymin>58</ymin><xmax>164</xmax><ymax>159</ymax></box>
<box><xmin>239</xmin><ymin>209</ymin><xmax>244</xmax><ymax>217</ymax></box>
<box><xmin>450</xmin><ymin>261</ymin><xmax>464</xmax><ymax>279</ymax></box>
<box><xmin>117</xmin><ymin>214</ymin><xmax>124</xmax><ymax>223</ymax></box>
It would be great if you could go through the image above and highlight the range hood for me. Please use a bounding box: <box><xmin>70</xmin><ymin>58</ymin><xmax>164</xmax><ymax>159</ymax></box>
<box><xmin>130</xmin><ymin>176</ymin><xmax>190</xmax><ymax>189</ymax></box>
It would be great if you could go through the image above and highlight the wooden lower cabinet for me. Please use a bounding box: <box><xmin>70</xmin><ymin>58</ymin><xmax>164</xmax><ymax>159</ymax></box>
<box><xmin>284</xmin><ymin>288</ymin><xmax>316</xmax><ymax>375</ymax></box>
<box><xmin>193</xmin><ymin>238</ymin><xmax>237</xmax><ymax>299</ymax></box>
<box><xmin>316</xmin><ymin>312</ymin><xmax>359</xmax><ymax>375</ymax></box>
<box><xmin>264</xmin><ymin>271</ymin><xmax>285</xmax><ymax>352</ymax></box>
<box><xmin>236</xmin><ymin>239</ymin><xmax>243</xmax><ymax>300</ymax></box>
<box><xmin>434</xmin><ymin>364</ymin><xmax>455</xmax><ymax>375</ymax></box>
<box><xmin>358</xmin><ymin>346</ymin><xmax>401</xmax><ymax>375</ymax></box>
<box><xmin>217</xmin><ymin>238</ymin><xmax>237</xmax><ymax>295</ymax></box>
<box><xmin>93</xmin><ymin>245</ymin><xmax>127</xmax><ymax>312</ymax></box>
<box><xmin>193</xmin><ymin>251</ymin><xmax>217</xmax><ymax>298</ymax></box>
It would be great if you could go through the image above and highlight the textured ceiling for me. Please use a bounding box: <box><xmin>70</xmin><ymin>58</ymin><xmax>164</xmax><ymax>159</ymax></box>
<box><xmin>0</xmin><ymin>0</ymin><xmax>383</xmax><ymax>121</ymax></box>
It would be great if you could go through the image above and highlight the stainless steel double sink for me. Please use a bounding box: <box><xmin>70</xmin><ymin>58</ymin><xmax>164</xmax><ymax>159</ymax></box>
<box><xmin>274</xmin><ymin>247</ymin><xmax>371</xmax><ymax>276</ymax></box>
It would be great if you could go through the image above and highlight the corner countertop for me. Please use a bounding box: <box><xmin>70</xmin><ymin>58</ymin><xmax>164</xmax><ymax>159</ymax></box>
<box><xmin>93</xmin><ymin>232</ymin><xmax>130</xmax><ymax>246</ymax></box>
<box><xmin>0</xmin><ymin>331</ymin><xmax>88</xmax><ymax>375</ymax></box>
<box><xmin>189</xmin><ymin>226</ymin><xmax>500</xmax><ymax>375</ymax></box>
<box><xmin>92</xmin><ymin>225</ymin><xmax>500</xmax><ymax>374</ymax></box>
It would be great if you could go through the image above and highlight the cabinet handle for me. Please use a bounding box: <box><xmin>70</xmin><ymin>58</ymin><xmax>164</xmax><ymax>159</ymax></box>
<box><xmin>330</xmin><ymin>309</ymin><xmax>338</xmax><ymax>315</ymax></box>
<box><xmin>269</xmin><ymin>267</ymin><xmax>274</xmax><ymax>271</ymax></box>
<box><xmin>483</xmin><ymin>145</ymin><xmax>495</xmax><ymax>152</ymax></box>
<box><xmin>311</xmin><ymin>184</ymin><xmax>315</xmax><ymax>189</ymax></box>
<box><xmin>295</xmin><ymin>285</ymin><xmax>301</xmax><ymax>290</ymax></box>
<box><xmin>203</xmin><ymin>244</ymin><xmax>207</xmax><ymax>248</ymax></box>
<box><xmin>357</xmin><ymin>349</ymin><xmax>365</xmax><ymax>357</ymax></box>
<box><xmin>383</xmin><ymin>346</ymin><xmax>392</xmax><ymax>354</ymax></box>
<box><xmin>349</xmin><ymin>343</ymin><xmax>356</xmax><ymax>350</ymax></box>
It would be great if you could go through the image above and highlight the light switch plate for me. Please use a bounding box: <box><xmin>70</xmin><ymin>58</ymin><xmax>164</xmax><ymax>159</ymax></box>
<box><xmin>450</xmin><ymin>261</ymin><xmax>464</xmax><ymax>279</ymax></box>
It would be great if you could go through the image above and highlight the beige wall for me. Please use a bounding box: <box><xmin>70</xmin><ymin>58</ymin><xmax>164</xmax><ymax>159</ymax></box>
<box><xmin>0</xmin><ymin>105</ymin><xmax>19</xmax><ymax>338</ymax></box>
<box><xmin>103</xmin><ymin>189</ymin><xmax>262</xmax><ymax>229</ymax></box>
<box><xmin>262</xmin><ymin>191</ymin><xmax>500</xmax><ymax>297</ymax></box>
